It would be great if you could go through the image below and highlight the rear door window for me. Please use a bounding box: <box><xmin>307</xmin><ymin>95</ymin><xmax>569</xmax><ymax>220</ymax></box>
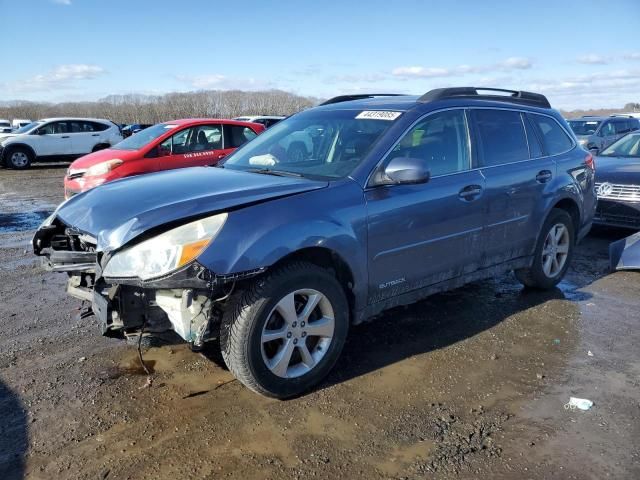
<box><xmin>224</xmin><ymin>125</ymin><xmax>258</xmax><ymax>148</ymax></box>
<box><xmin>613</xmin><ymin>120</ymin><xmax>630</xmax><ymax>135</ymax></box>
<box><xmin>600</xmin><ymin>122</ymin><xmax>615</xmax><ymax>137</ymax></box>
<box><xmin>528</xmin><ymin>113</ymin><xmax>574</xmax><ymax>156</ymax></box>
<box><xmin>471</xmin><ymin>109</ymin><xmax>529</xmax><ymax>166</ymax></box>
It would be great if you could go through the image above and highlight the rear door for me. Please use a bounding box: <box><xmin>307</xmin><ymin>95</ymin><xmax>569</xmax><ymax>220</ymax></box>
<box><xmin>219</xmin><ymin>124</ymin><xmax>260</xmax><ymax>162</ymax></box>
<box><xmin>366</xmin><ymin>108</ymin><xmax>486</xmax><ymax>302</ymax></box>
<box><xmin>598</xmin><ymin>121</ymin><xmax>617</xmax><ymax>150</ymax></box>
<box><xmin>68</xmin><ymin>120</ymin><xmax>99</xmax><ymax>154</ymax></box>
<box><xmin>471</xmin><ymin>108</ymin><xmax>555</xmax><ymax>265</ymax></box>
<box><xmin>33</xmin><ymin>121</ymin><xmax>73</xmax><ymax>156</ymax></box>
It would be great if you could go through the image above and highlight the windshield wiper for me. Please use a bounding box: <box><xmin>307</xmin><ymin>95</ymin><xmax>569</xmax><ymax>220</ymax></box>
<box><xmin>245</xmin><ymin>168</ymin><xmax>303</xmax><ymax>178</ymax></box>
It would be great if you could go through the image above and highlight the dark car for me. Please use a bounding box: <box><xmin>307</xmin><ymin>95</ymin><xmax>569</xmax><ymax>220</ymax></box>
<box><xmin>568</xmin><ymin>115</ymin><xmax>640</xmax><ymax>155</ymax></box>
<box><xmin>33</xmin><ymin>87</ymin><xmax>596</xmax><ymax>398</ymax></box>
<box><xmin>593</xmin><ymin>132</ymin><xmax>640</xmax><ymax>229</ymax></box>
<box><xmin>122</xmin><ymin>123</ymin><xmax>153</xmax><ymax>138</ymax></box>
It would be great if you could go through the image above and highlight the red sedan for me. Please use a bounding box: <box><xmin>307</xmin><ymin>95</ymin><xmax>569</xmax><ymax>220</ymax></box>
<box><xmin>64</xmin><ymin>118</ymin><xmax>265</xmax><ymax>197</ymax></box>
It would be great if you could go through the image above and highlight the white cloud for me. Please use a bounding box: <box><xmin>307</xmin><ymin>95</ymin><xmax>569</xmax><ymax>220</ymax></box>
<box><xmin>499</xmin><ymin>57</ymin><xmax>532</xmax><ymax>69</ymax></box>
<box><xmin>2</xmin><ymin>64</ymin><xmax>106</xmax><ymax>93</ymax></box>
<box><xmin>576</xmin><ymin>54</ymin><xmax>610</xmax><ymax>65</ymax></box>
<box><xmin>391</xmin><ymin>66</ymin><xmax>451</xmax><ymax>78</ymax></box>
<box><xmin>175</xmin><ymin>74</ymin><xmax>272</xmax><ymax>91</ymax></box>
<box><xmin>624</xmin><ymin>52</ymin><xmax>640</xmax><ymax>61</ymax></box>
<box><xmin>391</xmin><ymin>57</ymin><xmax>532</xmax><ymax>79</ymax></box>
<box><xmin>521</xmin><ymin>69</ymin><xmax>640</xmax><ymax>109</ymax></box>
<box><xmin>52</xmin><ymin>0</ymin><xmax>72</xmax><ymax>5</ymax></box>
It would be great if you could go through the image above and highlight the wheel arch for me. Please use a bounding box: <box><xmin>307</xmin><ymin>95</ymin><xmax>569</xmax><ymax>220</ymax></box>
<box><xmin>551</xmin><ymin>197</ymin><xmax>580</xmax><ymax>239</ymax></box>
<box><xmin>4</xmin><ymin>142</ymin><xmax>36</xmax><ymax>159</ymax></box>
<box><xmin>268</xmin><ymin>246</ymin><xmax>356</xmax><ymax>321</ymax></box>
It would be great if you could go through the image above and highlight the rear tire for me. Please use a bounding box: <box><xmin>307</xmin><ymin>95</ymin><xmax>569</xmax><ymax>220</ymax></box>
<box><xmin>5</xmin><ymin>147</ymin><xmax>33</xmax><ymax>169</ymax></box>
<box><xmin>220</xmin><ymin>261</ymin><xmax>349</xmax><ymax>399</ymax></box>
<box><xmin>515</xmin><ymin>208</ymin><xmax>575</xmax><ymax>289</ymax></box>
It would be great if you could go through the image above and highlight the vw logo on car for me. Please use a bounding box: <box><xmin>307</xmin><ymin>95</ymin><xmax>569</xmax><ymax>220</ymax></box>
<box><xmin>597</xmin><ymin>182</ymin><xmax>614</xmax><ymax>197</ymax></box>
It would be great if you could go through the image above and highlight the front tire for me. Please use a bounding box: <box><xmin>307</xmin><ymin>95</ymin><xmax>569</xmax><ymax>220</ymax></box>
<box><xmin>220</xmin><ymin>261</ymin><xmax>349</xmax><ymax>398</ymax></box>
<box><xmin>5</xmin><ymin>147</ymin><xmax>33</xmax><ymax>169</ymax></box>
<box><xmin>515</xmin><ymin>209</ymin><xmax>575</xmax><ymax>289</ymax></box>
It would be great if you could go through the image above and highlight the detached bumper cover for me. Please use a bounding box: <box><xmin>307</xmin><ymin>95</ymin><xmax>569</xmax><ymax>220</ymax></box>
<box><xmin>610</xmin><ymin>231</ymin><xmax>640</xmax><ymax>271</ymax></box>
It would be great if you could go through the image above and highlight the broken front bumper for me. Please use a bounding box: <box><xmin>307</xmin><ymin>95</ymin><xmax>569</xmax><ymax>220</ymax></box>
<box><xmin>34</xmin><ymin>222</ymin><xmax>261</xmax><ymax>347</ymax></box>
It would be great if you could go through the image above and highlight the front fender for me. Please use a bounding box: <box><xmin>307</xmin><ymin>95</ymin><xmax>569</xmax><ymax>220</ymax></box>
<box><xmin>198</xmin><ymin>180</ymin><xmax>369</xmax><ymax>308</ymax></box>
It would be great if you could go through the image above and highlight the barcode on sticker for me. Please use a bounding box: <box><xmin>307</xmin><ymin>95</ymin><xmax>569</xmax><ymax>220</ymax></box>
<box><xmin>355</xmin><ymin>111</ymin><xmax>402</xmax><ymax>121</ymax></box>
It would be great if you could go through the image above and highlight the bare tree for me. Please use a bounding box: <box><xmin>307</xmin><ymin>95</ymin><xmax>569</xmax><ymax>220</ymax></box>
<box><xmin>0</xmin><ymin>89</ymin><xmax>319</xmax><ymax>124</ymax></box>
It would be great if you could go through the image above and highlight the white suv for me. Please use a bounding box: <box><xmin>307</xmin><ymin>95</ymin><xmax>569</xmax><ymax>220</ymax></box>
<box><xmin>0</xmin><ymin>117</ymin><xmax>123</xmax><ymax>169</ymax></box>
<box><xmin>0</xmin><ymin>119</ymin><xmax>12</xmax><ymax>134</ymax></box>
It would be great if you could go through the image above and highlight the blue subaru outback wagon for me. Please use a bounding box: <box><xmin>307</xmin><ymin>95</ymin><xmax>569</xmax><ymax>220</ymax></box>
<box><xmin>34</xmin><ymin>87</ymin><xmax>596</xmax><ymax>398</ymax></box>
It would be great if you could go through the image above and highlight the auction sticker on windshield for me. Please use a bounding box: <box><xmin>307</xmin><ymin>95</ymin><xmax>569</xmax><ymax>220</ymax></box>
<box><xmin>355</xmin><ymin>111</ymin><xmax>402</xmax><ymax>121</ymax></box>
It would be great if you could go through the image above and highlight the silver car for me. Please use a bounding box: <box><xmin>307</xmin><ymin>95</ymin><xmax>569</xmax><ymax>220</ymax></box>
<box><xmin>567</xmin><ymin>115</ymin><xmax>640</xmax><ymax>154</ymax></box>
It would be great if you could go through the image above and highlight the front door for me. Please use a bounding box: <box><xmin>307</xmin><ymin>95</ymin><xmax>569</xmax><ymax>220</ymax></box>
<box><xmin>366</xmin><ymin>109</ymin><xmax>486</xmax><ymax>302</ymax></box>
<box><xmin>33</xmin><ymin>121</ymin><xmax>72</xmax><ymax>156</ymax></box>
<box><xmin>156</xmin><ymin>124</ymin><xmax>225</xmax><ymax>171</ymax></box>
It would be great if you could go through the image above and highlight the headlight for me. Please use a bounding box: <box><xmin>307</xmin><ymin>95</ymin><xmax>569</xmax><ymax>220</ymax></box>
<box><xmin>85</xmin><ymin>159</ymin><xmax>123</xmax><ymax>177</ymax></box>
<box><xmin>578</xmin><ymin>139</ymin><xmax>588</xmax><ymax>146</ymax></box>
<box><xmin>102</xmin><ymin>213</ymin><xmax>228</xmax><ymax>280</ymax></box>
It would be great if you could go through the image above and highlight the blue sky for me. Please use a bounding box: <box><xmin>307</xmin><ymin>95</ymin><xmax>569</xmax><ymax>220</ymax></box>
<box><xmin>1</xmin><ymin>0</ymin><xmax>639</xmax><ymax>109</ymax></box>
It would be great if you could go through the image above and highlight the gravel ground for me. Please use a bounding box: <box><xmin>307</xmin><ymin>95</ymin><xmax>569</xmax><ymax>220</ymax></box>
<box><xmin>1</xmin><ymin>164</ymin><xmax>639</xmax><ymax>480</ymax></box>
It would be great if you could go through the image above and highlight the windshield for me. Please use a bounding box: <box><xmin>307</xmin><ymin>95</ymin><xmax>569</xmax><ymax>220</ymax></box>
<box><xmin>600</xmin><ymin>133</ymin><xmax>640</xmax><ymax>157</ymax></box>
<box><xmin>15</xmin><ymin>121</ymin><xmax>43</xmax><ymax>133</ymax></box>
<box><xmin>112</xmin><ymin>123</ymin><xmax>174</xmax><ymax>150</ymax></box>
<box><xmin>222</xmin><ymin>110</ymin><xmax>398</xmax><ymax>180</ymax></box>
<box><xmin>0</xmin><ymin>122</ymin><xmax>10</xmax><ymax>127</ymax></box>
<box><xmin>568</xmin><ymin>120</ymin><xmax>601</xmax><ymax>136</ymax></box>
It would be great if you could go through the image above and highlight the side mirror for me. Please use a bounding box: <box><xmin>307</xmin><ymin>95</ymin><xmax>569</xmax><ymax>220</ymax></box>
<box><xmin>379</xmin><ymin>156</ymin><xmax>430</xmax><ymax>185</ymax></box>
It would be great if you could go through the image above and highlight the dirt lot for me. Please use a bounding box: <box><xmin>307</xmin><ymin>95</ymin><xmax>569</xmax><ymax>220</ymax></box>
<box><xmin>1</xmin><ymin>164</ymin><xmax>639</xmax><ymax>480</ymax></box>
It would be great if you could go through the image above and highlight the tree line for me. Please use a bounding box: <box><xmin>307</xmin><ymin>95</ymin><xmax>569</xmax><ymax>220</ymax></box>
<box><xmin>0</xmin><ymin>89</ymin><xmax>319</xmax><ymax>124</ymax></box>
<box><xmin>0</xmin><ymin>89</ymin><xmax>637</xmax><ymax>124</ymax></box>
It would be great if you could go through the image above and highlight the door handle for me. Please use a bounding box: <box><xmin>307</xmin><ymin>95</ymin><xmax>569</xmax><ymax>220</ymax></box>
<box><xmin>458</xmin><ymin>184</ymin><xmax>483</xmax><ymax>201</ymax></box>
<box><xmin>61</xmin><ymin>135</ymin><xmax>70</xmax><ymax>138</ymax></box>
<box><xmin>536</xmin><ymin>170</ymin><xmax>552</xmax><ymax>183</ymax></box>
<box><xmin>91</xmin><ymin>134</ymin><xmax>100</xmax><ymax>137</ymax></box>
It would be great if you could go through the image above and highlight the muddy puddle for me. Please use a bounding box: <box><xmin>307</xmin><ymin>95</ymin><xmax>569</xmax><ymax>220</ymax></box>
<box><xmin>0</xmin><ymin>211</ymin><xmax>52</xmax><ymax>233</ymax></box>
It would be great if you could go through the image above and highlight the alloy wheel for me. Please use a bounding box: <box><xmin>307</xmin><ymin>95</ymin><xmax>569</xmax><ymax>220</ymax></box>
<box><xmin>10</xmin><ymin>152</ymin><xmax>29</xmax><ymax>168</ymax></box>
<box><xmin>542</xmin><ymin>223</ymin><xmax>570</xmax><ymax>278</ymax></box>
<box><xmin>261</xmin><ymin>289</ymin><xmax>335</xmax><ymax>378</ymax></box>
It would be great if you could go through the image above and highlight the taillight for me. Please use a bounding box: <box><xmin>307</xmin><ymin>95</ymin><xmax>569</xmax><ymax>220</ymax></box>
<box><xmin>584</xmin><ymin>152</ymin><xmax>595</xmax><ymax>171</ymax></box>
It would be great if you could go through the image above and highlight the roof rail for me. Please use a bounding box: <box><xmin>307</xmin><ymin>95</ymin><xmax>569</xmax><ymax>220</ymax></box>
<box><xmin>418</xmin><ymin>87</ymin><xmax>551</xmax><ymax>108</ymax></box>
<box><xmin>610</xmin><ymin>114</ymin><xmax>634</xmax><ymax>118</ymax></box>
<box><xmin>319</xmin><ymin>93</ymin><xmax>406</xmax><ymax>106</ymax></box>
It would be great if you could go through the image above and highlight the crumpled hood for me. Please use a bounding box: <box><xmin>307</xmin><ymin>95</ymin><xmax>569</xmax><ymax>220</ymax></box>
<box><xmin>55</xmin><ymin>166</ymin><xmax>328</xmax><ymax>251</ymax></box>
<box><xmin>595</xmin><ymin>156</ymin><xmax>640</xmax><ymax>184</ymax></box>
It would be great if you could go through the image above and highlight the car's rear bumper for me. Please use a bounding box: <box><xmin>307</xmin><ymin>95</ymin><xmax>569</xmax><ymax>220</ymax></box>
<box><xmin>594</xmin><ymin>199</ymin><xmax>640</xmax><ymax>230</ymax></box>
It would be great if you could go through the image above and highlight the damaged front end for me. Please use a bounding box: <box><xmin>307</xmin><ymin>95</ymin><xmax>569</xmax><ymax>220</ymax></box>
<box><xmin>33</xmin><ymin>217</ymin><xmax>261</xmax><ymax>349</ymax></box>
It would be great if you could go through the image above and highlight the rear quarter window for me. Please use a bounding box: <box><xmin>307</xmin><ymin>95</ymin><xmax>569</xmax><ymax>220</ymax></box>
<box><xmin>528</xmin><ymin>114</ymin><xmax>573</xmax><ymax>156</ymax></box>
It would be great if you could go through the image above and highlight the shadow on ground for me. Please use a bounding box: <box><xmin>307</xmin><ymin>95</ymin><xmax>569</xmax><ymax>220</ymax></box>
<box><xmin>0</xmin><ymin>379</ymin><xmax>28</xmax><ymax>480</ymax></box>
